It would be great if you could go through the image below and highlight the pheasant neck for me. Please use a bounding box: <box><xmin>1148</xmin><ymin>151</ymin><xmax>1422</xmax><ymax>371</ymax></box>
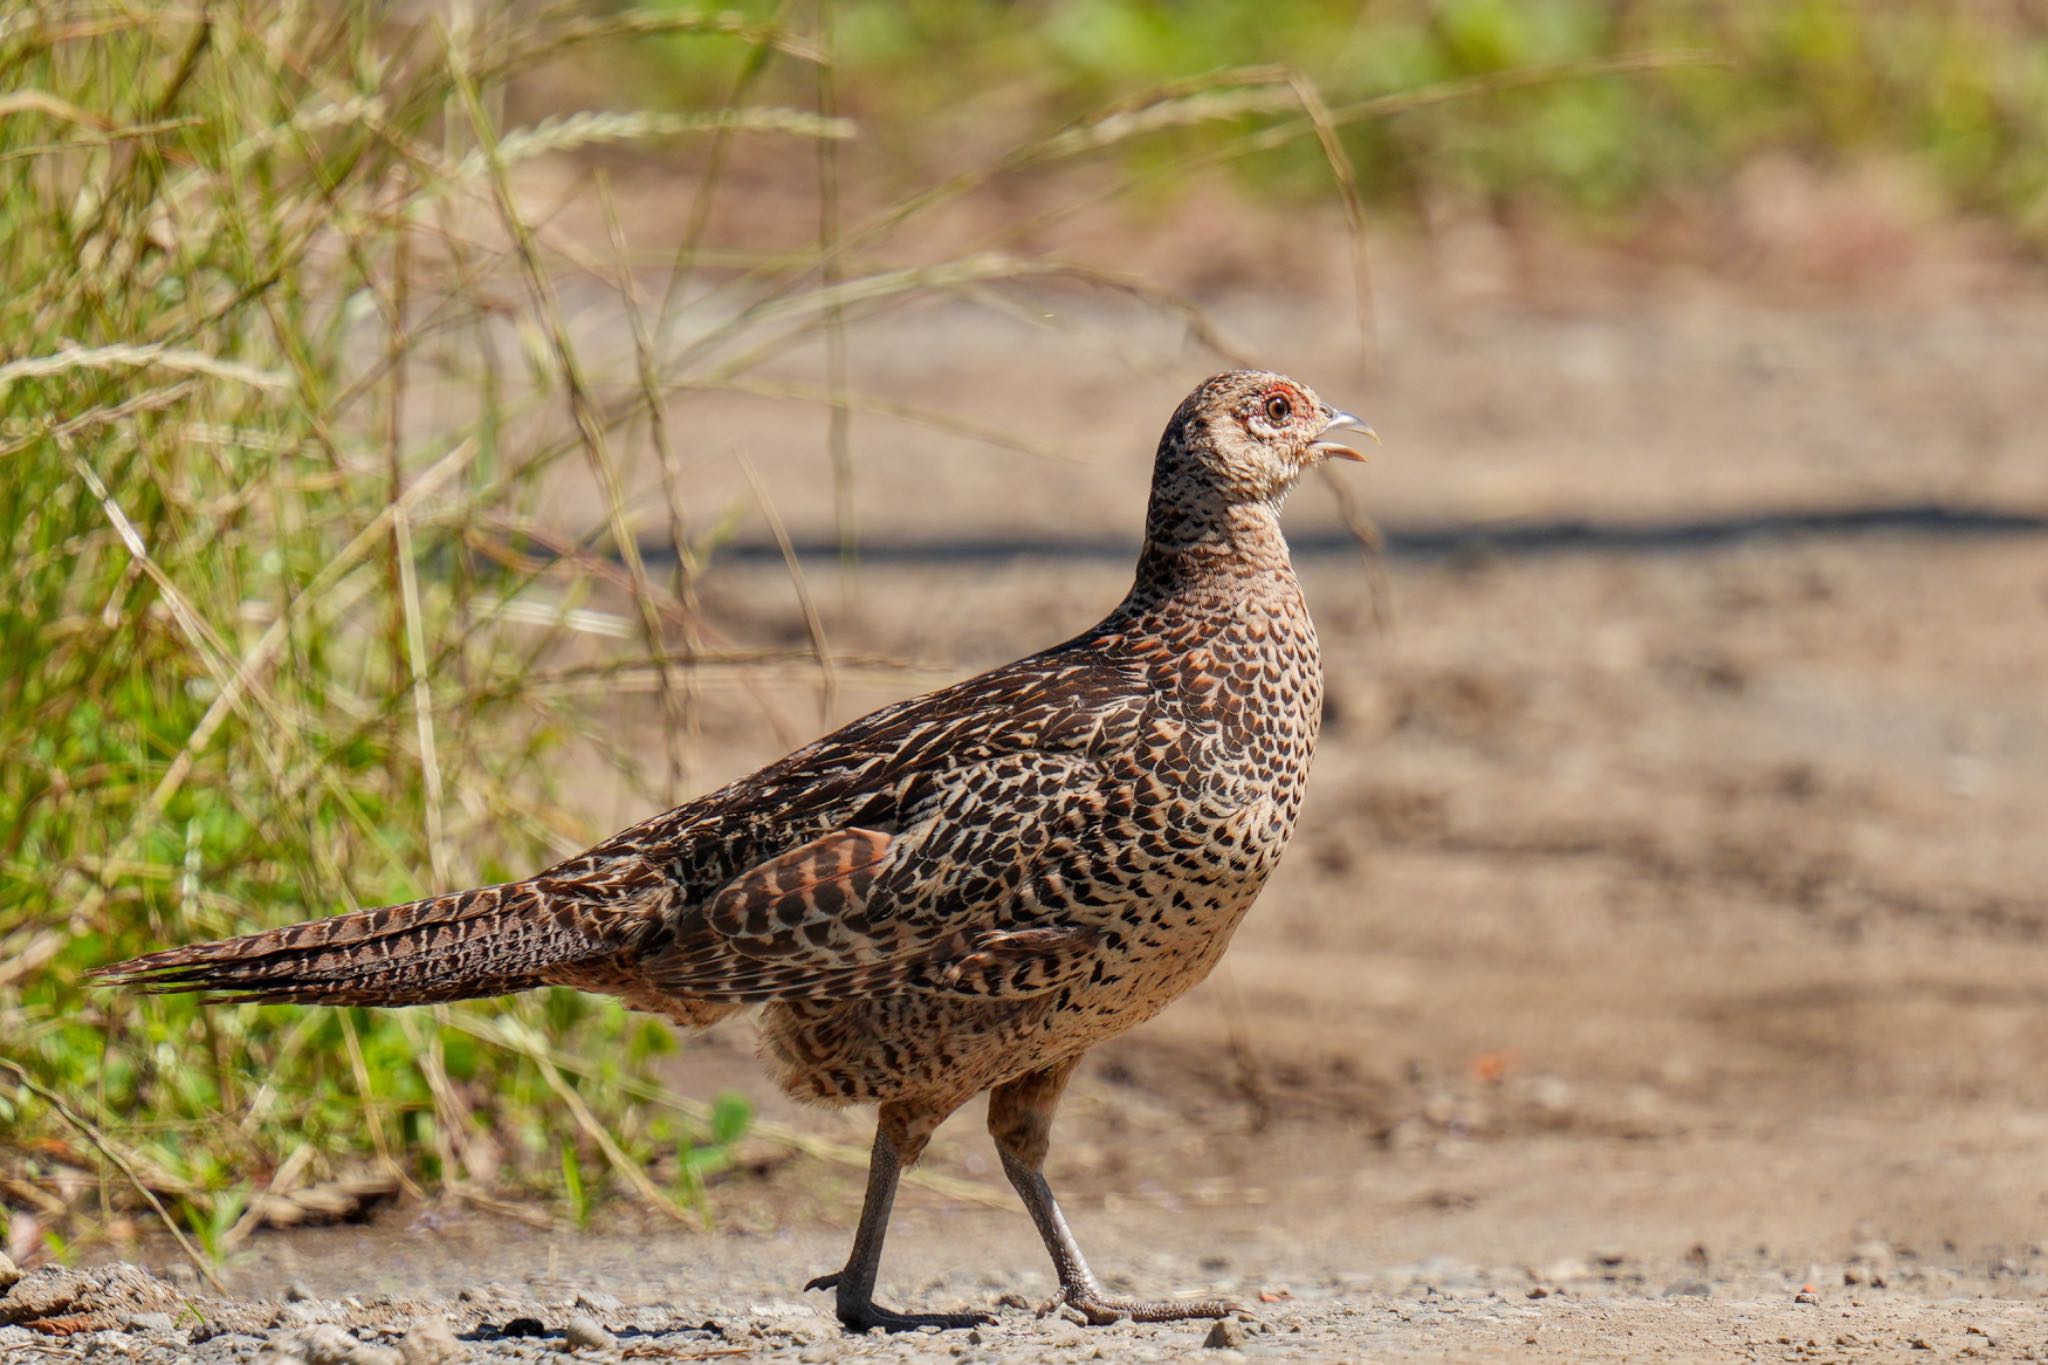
<box><xmin>1129</xmin><ymin>493</ymin><xmax>1296</xmax><ymax>605</ymax></box>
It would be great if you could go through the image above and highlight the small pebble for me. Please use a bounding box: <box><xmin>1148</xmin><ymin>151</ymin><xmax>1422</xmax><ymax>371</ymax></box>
<box><xmin>1204</xmin><ymin>1318</ymin><xmax>1248</xmax><ymax>1349</ymax></box>
<box><xmin>572</xmin><ymin>1291</ymin><xmax>621</xmax><ymax>1315</ymax></box>
<box><xmin>561</xmin><ymin>1315</ymin><xmax>616</xmax><ymax>1352</ymax></box>
<box><xmin>296</xmin><ymin>1324</ymin><xmax>363</xmax><ymax>1365</ymax></box>
<box><xmin>280</xmin><ymin>1324</ymin><xmax>400</xmax><ymax>1365</ymax></box>
<box><xmin>779</xmin><ymin>1316</ymin><xmax>834</xmax><ymax>1345</ymax></box>
<box><xmin>286</xmin><ymin>1282</ymin><xmax>317</xmax><ymax>1302</ymax></box>
<box><xmin>125</xmin><ymin>1312</ymin><xmax>177</xmax><ymax>1334</ymax></box>
<box><xmin>1663</xmin><ymin>1280</ymin><xmax>1713</xmax><ymax>1298</ymax></box>
<box><xmin>0</xmin><ymin>1252</ymin><xmax>18</xmax><ymax>1291</ymax></box>
<box><xmin>397</xmin><ymin>1316</ymin><xmax>468</xmax><ymax>1365</ymax></box>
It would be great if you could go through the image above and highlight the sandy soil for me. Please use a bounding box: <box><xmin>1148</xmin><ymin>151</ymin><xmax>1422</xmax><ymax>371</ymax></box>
<box><xmin>18</xmin><ymin>251</ymin><xmax>2048</xmax><ymax>1360</ymax></box>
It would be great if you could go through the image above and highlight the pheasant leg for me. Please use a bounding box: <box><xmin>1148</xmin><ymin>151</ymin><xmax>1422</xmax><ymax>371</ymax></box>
<box><xmin>807</xmin><ymin>1101</ymin><xmax>995</xmax><ymax>1332</ymax></box>
<box><xmin>989</xmin><ymin>1062</ymin><xmax>1242</xmax><ymax>1325</ymax></box>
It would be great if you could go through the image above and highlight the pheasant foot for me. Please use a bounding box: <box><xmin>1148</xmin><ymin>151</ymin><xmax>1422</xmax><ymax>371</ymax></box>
<box><xmin>806</xmin><ymin>1273</ymin><xmax>995</xmax><ymax>1332</ymax></box>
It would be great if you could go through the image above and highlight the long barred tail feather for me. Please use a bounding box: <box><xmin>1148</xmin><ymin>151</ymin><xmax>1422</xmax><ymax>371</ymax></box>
<box><xmin>89</xmin><ymin>880</ymin><xmax>638</xmax><ymax>1008</ymax></box>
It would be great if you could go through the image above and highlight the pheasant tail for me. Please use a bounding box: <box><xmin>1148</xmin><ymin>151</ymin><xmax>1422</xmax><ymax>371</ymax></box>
<box><xmin>89</xmin><ymin>878</ymin><xmax>638</xmax><ymax>1008</ymax></box>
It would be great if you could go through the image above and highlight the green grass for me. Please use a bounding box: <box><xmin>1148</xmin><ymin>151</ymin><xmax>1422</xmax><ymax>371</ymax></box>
<box><xmin>0</xmin><ymin>1</ymin><xmax>836</xmax><ymax>1265</ymax></box>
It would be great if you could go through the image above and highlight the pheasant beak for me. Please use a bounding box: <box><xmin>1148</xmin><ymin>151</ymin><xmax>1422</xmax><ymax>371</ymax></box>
<box><xmin>1311</xmin><ymin>409</ymin><xmax>1378</xmax><ymax>464</ymax></box>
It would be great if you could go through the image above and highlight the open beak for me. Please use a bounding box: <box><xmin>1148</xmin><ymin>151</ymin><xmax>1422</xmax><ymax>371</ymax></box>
<box><xmin>1311</xmin><ymin>409</ymin><xmax>1378</xmax><ymax>464</ymax></box>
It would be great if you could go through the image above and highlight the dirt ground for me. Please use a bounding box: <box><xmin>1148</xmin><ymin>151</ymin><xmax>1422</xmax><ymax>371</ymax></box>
<box><xmin>20</xmin><ymin>240</ymin><xmax>2048</xmax><ymax>1360</ymax></box>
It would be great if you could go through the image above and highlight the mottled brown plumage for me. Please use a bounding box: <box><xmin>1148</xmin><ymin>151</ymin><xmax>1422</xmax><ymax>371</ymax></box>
<box><xmin>95</xmin><ymin>369</ymin><xmax>1372</xmax><ymax>1330</ymax></box>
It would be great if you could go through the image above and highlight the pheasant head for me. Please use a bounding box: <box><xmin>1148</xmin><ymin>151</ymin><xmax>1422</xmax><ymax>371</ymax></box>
<box><xmin>1141</xmin><ymin>369</ymin><xmax>1373</xmax><ymax>566</ymax></box>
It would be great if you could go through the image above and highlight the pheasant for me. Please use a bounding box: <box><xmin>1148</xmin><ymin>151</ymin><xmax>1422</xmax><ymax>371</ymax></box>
<box><xmin>95</xmin><ymin>369</ymin><xmax>1373</xmax><ymax>1331</ymax></box>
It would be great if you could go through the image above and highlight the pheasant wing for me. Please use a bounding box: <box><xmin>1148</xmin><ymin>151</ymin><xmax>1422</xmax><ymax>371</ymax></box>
<box><xmin>641</xmin><ymin>749</ymin><xmax>1124</xmax><ymax>1002</ymax></box>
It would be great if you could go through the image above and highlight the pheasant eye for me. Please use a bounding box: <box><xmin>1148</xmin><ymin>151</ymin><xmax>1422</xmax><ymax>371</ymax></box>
<box><xmin>1262</xmin><ymin>393</ymin><xmax>1292</xmax><ymax>424</ymax></box>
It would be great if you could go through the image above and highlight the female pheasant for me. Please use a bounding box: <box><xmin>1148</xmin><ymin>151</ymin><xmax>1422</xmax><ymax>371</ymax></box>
<box><xmin>96</xmin><ymin>369</ymin><xmax>1373</xmax><ymax>1330</ymax></box>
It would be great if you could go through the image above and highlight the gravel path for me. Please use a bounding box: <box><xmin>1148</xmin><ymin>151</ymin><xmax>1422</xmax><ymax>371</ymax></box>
<box><xmin>4</xmin><ymin>1252</ymin><xmax>2048</xmax><ymax>1365</ymax></box>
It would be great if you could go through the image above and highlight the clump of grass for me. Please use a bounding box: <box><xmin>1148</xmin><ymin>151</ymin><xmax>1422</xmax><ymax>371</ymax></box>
<box><xmin>0</xmin><ymin>0</ymin><xmax>848</xmax><ymax>1262</ymax></box>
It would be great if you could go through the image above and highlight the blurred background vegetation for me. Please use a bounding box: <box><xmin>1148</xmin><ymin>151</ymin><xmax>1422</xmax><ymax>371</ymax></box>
<box><xmin>600</xmin><ymin>0</ymin><xmax>2048</xmax><ymax>246</ymax></box>
<box><xmin>3</xmin><ymin>0</ymin><xmax>2044</xmax><ymax>1272</ymax></box>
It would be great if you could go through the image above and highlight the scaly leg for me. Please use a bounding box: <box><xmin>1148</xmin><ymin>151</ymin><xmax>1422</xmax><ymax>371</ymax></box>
<box><xmin>806</xmin><ymin>1099</ymin><xmax>995</xmax><ymax>1332</ymax></box>
<box><xmin>989</xmin><ymin>1058</ymin><xmax>1242</xmax><ymax>1325</ymax></box>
